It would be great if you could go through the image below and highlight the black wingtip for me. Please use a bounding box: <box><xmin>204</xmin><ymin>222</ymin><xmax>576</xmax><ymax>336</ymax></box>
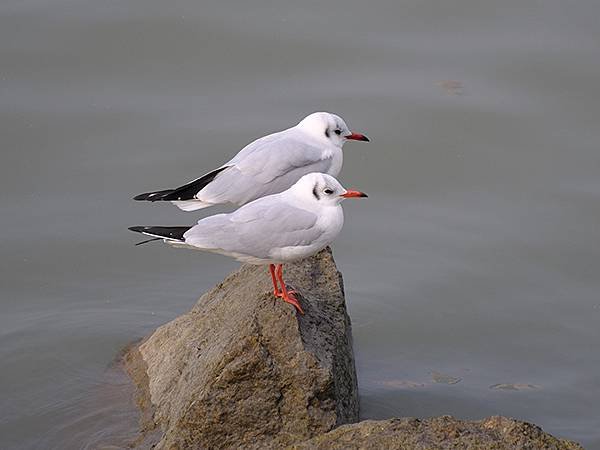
<box><xmin>161</xmin><ymin>166</ymin><xmax>229</xmax><ymax>201</ymax></box>
<box><xmin>128</xmin><ymin>225</ymin><xmax>192</xmax><ymax>242</ymax></box>
<box><xmin>132</xmin><ymin>166</ymin><xmax>228</xmax><ymax>202</ymax></box>
<box><xmin>133</xmin><ymin>189</ymin><xmax>175</xmax><ymax>202</ymax></box>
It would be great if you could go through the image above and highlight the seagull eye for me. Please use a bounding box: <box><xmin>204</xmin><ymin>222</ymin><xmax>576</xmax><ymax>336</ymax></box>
<box><xmin>334</xmin><ymin>129</ymin><xmax>342</xmax><ymax>135</ymax></box>
<box><xmin>324</xmin><ymin>188</ymin><xmax>334</xmax><ymax>195</ymax></box>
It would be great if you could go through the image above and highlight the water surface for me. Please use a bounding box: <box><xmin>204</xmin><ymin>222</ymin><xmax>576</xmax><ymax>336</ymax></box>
<box><xmin>1</xmin><ymin>0</ymin><xmax>600</xmax><ymax>447</ymax></box>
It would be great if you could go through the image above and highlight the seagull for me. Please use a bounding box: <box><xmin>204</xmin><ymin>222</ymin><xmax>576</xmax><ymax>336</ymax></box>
<box><xmin>129</xmin><ymin>173</ymin><xmax>367</xmax><ymax>314</ymax></box>
<box><xmin>133</xmin><ymin>112</ymin><xmax>369</xmax><ymax>211</ymax></box>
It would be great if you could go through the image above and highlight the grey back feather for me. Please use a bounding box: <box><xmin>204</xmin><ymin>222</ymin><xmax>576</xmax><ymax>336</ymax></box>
<box><xmin>183</xmin><ymin>197</ymin><xmax>321</xmax><ymax>260</ymax></box>
<box><xmin>197</xmin><ymin>129</ymin><xmax>335</xmax><ymax>206</ymax></box>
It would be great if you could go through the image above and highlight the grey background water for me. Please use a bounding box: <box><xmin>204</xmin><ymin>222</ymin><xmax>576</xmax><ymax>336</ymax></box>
<box><xmin>1</xmin><ymin>0</ymin><xmax>599</xmax><ymax>448</ymax></box>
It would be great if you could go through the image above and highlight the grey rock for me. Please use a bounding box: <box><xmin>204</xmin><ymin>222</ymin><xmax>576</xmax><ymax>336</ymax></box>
<box><xmin>123</xmin><ymin>247</ymin><xmax>581</xmax><ymax>450</ymax></box>
<box><xmin>125</xmin><ymin>247</ymin><xmax>359</xmax><ymax>449</ymax></box>
<box><xmin>288</xmin><ymin>416</ymin><xmax>583</xmax><ymax>450</ymax></box>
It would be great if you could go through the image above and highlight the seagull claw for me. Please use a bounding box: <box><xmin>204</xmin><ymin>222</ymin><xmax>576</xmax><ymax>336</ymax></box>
<box><xmin>280</xmin><ymin>290</ymin><xmax>304</xmax><ymax>315</ymax></box>
<box><xmin>272</xmin><ymin>264</ymin><xmax>304</xmax><ymax>314</ymax></box>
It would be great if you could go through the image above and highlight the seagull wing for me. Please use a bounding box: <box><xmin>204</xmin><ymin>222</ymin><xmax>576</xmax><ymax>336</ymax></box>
<box><xmin>196</xmin><ymin>130</ymin><xmax>334</xmax><ymax>206</ymax></box>
<box><xmin>183</xmin><ymin>196</ymin><xmax>323</xmax><ymax>261</ymax></box>
<box><xmin>229</xmin><ymin>129</ymin><xmax>333</xmax><ymax>183</ymax></box>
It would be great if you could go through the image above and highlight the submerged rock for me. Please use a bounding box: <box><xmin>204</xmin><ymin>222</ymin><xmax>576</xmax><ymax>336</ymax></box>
<box><xmin>125</xmin><ymin>247</ymin><xmax>359</xmax><ymax>449</ymax></box>
<box><xmin>430</xmin><ymin>371</ymin><xmax>462</xmax><ymax>385</ymax></box>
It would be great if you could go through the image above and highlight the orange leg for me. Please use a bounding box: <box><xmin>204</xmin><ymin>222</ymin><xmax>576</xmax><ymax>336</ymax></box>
<box><xmin>274</xmin><ymin>264</ymin><xmax>304</xmax><ymax>315</ymax></box>
<box><xmin>269</xmin><ymin>264</ymin><xmax>282</xmax><ymax>297</ymax></box>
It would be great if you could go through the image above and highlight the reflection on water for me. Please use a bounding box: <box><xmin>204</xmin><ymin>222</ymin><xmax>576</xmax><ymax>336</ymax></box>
<box><xmin>1</xmin><ymin>0</ymin><xmax>600</xmax><ymax>447</ymax></box>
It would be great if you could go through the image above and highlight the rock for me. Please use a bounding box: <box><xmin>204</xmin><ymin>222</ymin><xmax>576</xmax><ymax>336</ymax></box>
<box><xmin>289</xmin><ymin>416</ymin><xmax>583</xmax><ymax>450</ymax></box>
<box><xmin>123</xmin><ymin>247</ymin><xmax>582</xmax><ymax>450</ymax></box>
<box><xmin>125</xmin><ymin>247</ymin><xmax>359</xmax><ymax>449</ymax></box>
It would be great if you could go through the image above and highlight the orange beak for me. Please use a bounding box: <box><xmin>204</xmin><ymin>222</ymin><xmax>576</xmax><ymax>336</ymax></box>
<box><xmin>345</xmin><ymin>132</ymin><xmax>370</xmax><ymax>142</ymax></box>
<box><xmin>340</xmin><ymin>190</ymin><xmax>368</xmax><ymax>198</ymax></box>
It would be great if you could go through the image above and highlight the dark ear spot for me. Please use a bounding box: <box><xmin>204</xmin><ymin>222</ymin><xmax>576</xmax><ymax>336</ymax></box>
<box><xmin>324</xmin><ymin>128</ymin><xmax>330</xmax><ymax>138</ymax></box>
<box><xmin>312</xmin><ymin>185</ymin><xmax>320</xmax><ymax>200</ymax></box>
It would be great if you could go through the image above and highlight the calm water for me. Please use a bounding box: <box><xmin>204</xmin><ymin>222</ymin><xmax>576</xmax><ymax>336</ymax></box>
<box><xmin>1</xmin><ymin>0</ymin><xmax>599</xmax><ymax>448</ymax></box>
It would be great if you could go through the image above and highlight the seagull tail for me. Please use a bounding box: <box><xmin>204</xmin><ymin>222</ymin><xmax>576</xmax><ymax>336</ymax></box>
<box><xmin>128</xmin><ymin>226</ymin><xmax>191</xmax><ymax>244</ymax></box>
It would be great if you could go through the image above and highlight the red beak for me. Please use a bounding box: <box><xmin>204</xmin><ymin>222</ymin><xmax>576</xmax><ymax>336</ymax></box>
<box><xmin>345</xmin><ymin>132</ymin><xmax>370</xmax><ymax>142</ymax></box>
<box><xmin>340</xmin><ymin>190</ymin><xmax>368</xmax><ymax>198</ymax></box>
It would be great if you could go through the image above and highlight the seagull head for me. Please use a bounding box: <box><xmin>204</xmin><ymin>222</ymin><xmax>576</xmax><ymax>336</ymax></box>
<box><xmin>291</xmin><ymin>172</ymin><xmax>368</xmax><ymax>206</ymax></box>
<box><xmin>296</xmin><ymin>112</ymin><xmax>370</xmax><ymax>148</ymax></box>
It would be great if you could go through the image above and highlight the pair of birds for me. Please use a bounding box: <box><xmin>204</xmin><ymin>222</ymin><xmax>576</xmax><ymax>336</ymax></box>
<box><xmin>130</xmin><ymin>112</ymin><xmax>369</xmax><ymax>314</ymax></box>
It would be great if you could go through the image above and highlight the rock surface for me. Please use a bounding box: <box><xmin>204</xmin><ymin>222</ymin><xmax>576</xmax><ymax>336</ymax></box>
<box><xmin>124</xmin><ymin>248</ymin><xmax>582</xmax><ymax>449</ymax></box>
<box><xmin>289</xmin><ymin>416</ymin><xmax>583</xmax><ymax>450</ymax></box>
<box><xmin>125</xmin><ymin>247</ymin><xmax>359</xmax><ymax>449</ymax></box>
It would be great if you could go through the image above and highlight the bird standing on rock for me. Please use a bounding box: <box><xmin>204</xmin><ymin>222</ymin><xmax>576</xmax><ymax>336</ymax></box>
<box><xmin>133</xmin><ymin>112</ymin><xmax>369</xmax><ymax>211</ymax></box>
<box><xmin>129</xmin><ymin>173</ymin><xmax>367</xmax><ymax>314</ymax></box>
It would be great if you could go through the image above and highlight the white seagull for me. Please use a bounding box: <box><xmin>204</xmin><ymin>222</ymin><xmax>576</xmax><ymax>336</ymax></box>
<box><xmin>129</xmin><ymin>173</ymin><xmax>367</xmax><ymax>314</ymax></box>
<box><xmin>133</xmin><ymin>112</ymin><xmax>369</xmax><ymax>211</ymax></box>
